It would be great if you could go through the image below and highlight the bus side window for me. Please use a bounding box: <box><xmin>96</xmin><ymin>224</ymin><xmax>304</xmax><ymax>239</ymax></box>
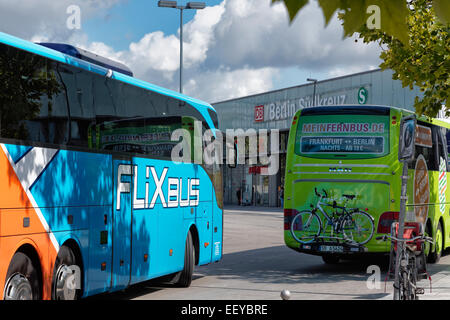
<box><xmin>57</xmin><ymin>63</ymin><xmax>94</xmax><ymax>147</ymax></box>
<box><xmin>411</xmin><ymin>123</ymin><xmax>438</xmax><ymax>170</ymax></box>
<box><xmin>0</xmin><ymin>45</ymin><xmax>69</xmax><ymax>145</ymax></box>
<box><xmin>431</xmin><ymin>125</ymin><xmax>444</xmax><ymax>171</ymax></box>
<box><xmin>438</xmin><ymin>128</ymin><xmax>448</xmax><ymax>171</ymax></box>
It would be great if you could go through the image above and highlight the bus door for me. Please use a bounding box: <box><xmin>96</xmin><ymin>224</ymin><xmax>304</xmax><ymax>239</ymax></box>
<box><xmin>111</xmin><ymin>156</ymin><xmax>133</xmax><ymax>290</ymax></box>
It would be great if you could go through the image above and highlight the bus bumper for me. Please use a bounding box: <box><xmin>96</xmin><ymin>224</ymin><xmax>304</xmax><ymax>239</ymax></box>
<box><xmin>286</xmin><ymin>239</ymin><xmax>390</xmax><ymax>257</ymax></box>
<box><xmin>293</xmin><ymin>241</ymin><xmax>368</xmax><ymax>256</ymax></box>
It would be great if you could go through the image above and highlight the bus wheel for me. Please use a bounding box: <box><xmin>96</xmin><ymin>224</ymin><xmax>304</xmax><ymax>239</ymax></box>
<box><xmin>52</xmin><ymin>246</ymin><xmax>80</xmax><ymax>300</ymax></box>
<box><xmin>3</xmin><ymin>252</ymin><xmax>40</xmax><ymax>300</ymax></box>
<box><xmin>322</xmin><ymin>255</ymin><xmax>340</xmax><ymax>264</ymax></box>
<box><xmin>428</xmin><ymin>222</ymin><xmax>443</xmax><ymax>264</ymax></box>
<box><xmin>174</xmin><ymin>231</ymin><xmax>195</xmax><ymax>288</ymax></box>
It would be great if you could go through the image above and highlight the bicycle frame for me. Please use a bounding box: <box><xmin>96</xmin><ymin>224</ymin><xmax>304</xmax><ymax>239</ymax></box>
<box><xmin>312</xmin><ymin>194</ymin><xmax>358</xmax><ymax>242</ymax></box>
<box><xmin>378</xmin><ymin>233</ymin><xmax>432</xmax><ymax>299</ymax></box>
<box><xmin>289</xmin><ymin>188</ymin><xmax>374</xmax><ymax>246</ymax></box>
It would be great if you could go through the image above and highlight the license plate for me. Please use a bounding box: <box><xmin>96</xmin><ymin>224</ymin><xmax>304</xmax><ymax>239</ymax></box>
<box><xmin>320</xmin><ymin>245</ymin><xmax>344</xmax><ymax>253</ymax></box>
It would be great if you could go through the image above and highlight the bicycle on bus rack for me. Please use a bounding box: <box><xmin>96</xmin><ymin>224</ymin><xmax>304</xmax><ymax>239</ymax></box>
<box><xmin>377</xmin><ymin>222</ymin><xmax>433</xmax><ymax>300</ymax></box>
<box><xmin>290</xmin><ymin>188</ymin><xmax>375</xmax><ymax>245</ymax></box>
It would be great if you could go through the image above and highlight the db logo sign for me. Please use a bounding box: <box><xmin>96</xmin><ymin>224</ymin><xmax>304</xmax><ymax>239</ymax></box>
<box><xmin>254</xmin><ymin>105</ymin><xmax>264</xmax><ymax>122</ymax></box>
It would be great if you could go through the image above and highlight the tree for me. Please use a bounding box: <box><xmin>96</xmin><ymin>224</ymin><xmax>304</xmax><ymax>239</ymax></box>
<box><xmin>273</xmin><ymin>0</ymin><xmax>449</xmax><ymax>117</ymax></box>
<box><xmin>359</xmin><ymin>0</ymin><xmax>449</xmax><ymax>117</ymax></box>
<box><xmin>273</xmin><ymin>0</ymin><xmax>449</xmax><ymax>40</ymax></box>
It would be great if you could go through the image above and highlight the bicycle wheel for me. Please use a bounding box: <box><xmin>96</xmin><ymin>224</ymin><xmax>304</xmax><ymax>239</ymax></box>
<box><xmin>400</xmin><ymin>268</ymin><xmax>417</xmax><ymax>300</ymax></box>
<box><xmin>399</xmin><ymin>270</ymin><xmax>409</xmax><ymax>300</ymax></box>
<box><xmin>290</xmin><ymin>210</ymin><xmax>321</xmax><ymax>244</ymax></box>
<box><xmin>408</xmin><ymin>257</ymin><xmax>419</xmax><ymax>300</ymax></box>
<box><xmin>342</xmin><ymin>211</ymin><xmax>374</xmax><ymax>245</ymax></box>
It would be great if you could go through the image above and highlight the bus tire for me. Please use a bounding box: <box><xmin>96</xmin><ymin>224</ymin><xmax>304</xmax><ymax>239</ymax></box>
<box><xmin>3</xmin><ymin>252</ymin><xmax>40</xmax><ymax>300</ymax></box>
<box><xmin>428</xmin><ymin>222</ymin><xmax>443</xmax><ymax>264</ymax></box>
<box><xmin>51</xmin><ymin>245</ymin><xmax>81</xmax><ymax>300</ymax></box>
<box><xmin>174</xmin><ymin>231</ymin><xmax>195</xmax><ymax>288</ymax></box>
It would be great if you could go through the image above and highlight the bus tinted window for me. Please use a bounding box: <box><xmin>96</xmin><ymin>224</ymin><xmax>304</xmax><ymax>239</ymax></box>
<box><xmin>406</xmin><ymin>122</ymin><xmax>442</xmax><ymax>171</ymax></box>
<box><xmin>0</xmin><ymin>43</ymin><xmax>69</xmax><ymax>144</ymax></box>
<box><xmin>0</xmin><ymin>43</ymin><xmax>214</xmax><ymax>162</ymax></box>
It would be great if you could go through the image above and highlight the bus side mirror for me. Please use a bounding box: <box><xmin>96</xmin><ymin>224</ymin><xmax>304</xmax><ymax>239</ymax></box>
<box><xmin>399</xmin><ymin>115</ymin><xmax>416</xmax><ymax>163</ymax></box>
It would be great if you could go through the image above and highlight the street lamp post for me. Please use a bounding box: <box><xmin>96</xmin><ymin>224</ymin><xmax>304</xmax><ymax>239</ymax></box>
<box><xmin>158</xmin><ymin>1</ymin><xmax>206</xmax><ymax>94</ymax></box>
<box><xmin>307</xmin><ymin>78</ymin><xmax>318</xmax><ymax>106</ymax></box>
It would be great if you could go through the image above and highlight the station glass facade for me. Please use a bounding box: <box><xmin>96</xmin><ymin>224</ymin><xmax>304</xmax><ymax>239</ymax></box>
<box><xmin>212</xmin><ymin>69</ymin><xmax>424</xmax><ymax>207</ymax></box>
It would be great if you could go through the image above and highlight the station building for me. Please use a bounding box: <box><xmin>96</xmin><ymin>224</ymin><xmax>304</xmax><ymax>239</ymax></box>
<box><xmin>212</xmin><ymin>68</ymin><xmax>423</xmax><ymax>207</ymax></box>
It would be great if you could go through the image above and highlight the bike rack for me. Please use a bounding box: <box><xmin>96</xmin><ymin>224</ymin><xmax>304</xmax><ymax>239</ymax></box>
<box><xmin>314</xmin><ymin>235</ymin><xmax>364</xmax><ymax>246</ymax></box>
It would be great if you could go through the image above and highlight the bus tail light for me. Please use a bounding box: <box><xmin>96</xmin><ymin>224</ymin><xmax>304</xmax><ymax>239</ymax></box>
<box><xmin>284</xmin><ymin>209</ymin><xmax>299</xmax><ymax>230</ymax></box>
<box><xmin>377</xmin><ymin>211</ymin><xmax>399</xmax><ymax>234</ymax></box>
<box><xmin>292</xmin><ymin>116</ymin><xmax>298</xmax><ymax>125</ymax></box>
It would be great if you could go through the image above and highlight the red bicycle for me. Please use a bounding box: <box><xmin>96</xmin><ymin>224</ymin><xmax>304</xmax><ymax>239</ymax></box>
<box><xmin>377</xmin><ymin>222</ymin><xmax>433</xmax><ymax>300</ymax></box>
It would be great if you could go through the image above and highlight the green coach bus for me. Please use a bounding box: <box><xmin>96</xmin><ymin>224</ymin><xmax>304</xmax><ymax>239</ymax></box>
<box><xmin>284</xmin><ymin>105</ymin><xmax>450</xmax><ymax>264</ymax></box>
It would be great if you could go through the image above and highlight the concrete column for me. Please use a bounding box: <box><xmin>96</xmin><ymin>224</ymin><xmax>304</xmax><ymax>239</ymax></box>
<box><xmin>269</xmin><ymin>173</ymin><xmax>278</xmax><ymax>207</ymax></box>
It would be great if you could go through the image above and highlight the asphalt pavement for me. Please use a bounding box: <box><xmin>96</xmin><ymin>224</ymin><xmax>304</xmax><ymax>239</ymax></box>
<box><xmin>91</xmin><ymin>205</ymin><xmax>450</xmax><ymax>300</ymax></box>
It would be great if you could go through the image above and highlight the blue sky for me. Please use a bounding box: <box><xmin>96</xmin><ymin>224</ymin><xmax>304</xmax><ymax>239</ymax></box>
<box><xmin>83</xmin><ymin>0</ymin><xmax>224</xmax><ymax>51</ymax></box>
<box><xmin>0</xmin><ymin>0</ymin><xmax>381</xmax><ymax>103</ymax></box>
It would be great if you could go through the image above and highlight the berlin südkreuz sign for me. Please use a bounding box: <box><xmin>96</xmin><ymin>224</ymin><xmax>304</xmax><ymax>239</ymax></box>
<box><xmin>255</xmin><ymin>93</ymin><xmax>347</xmax><ymax>123</ymax></box>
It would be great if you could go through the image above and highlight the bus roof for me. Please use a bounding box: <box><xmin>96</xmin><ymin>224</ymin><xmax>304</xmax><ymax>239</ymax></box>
<box><xmin>38</xmin><ymin>42</ymin><xmax>134</xmax><ymax>77</ymax></box>
<box><xmin>0</xmin><ymin>32</ymin><xmax>217</xmax><ymax>129</ymax></box>
<box><xmin>300</xmin><ymin>105</ymin><xmax>392</xmax><ymax>116</ymax></box>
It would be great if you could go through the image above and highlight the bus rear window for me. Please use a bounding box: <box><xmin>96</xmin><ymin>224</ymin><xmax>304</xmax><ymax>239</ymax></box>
<box><xmin>295</xmin><ymin>114</ymin><xmax>390</xmax><ymax>159</ymax></box>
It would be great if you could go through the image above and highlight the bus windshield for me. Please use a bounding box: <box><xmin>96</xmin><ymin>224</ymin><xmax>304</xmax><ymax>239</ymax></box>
<box><xmin>295</xmin><ymin>113</ymin><xmax>390</xmax><ymax>159</ymax></box>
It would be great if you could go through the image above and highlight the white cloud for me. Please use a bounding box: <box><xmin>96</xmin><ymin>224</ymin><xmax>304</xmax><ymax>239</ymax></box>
<box><xmin>0</xmin><ymin>0</ymin><xmax>122</xmax><ymax>42</ymax></box>
<box><xmin>184</xmin><ymin>67</ymin><xmax>279</xmax><ymax>103</ymax></box>
<box><xmin>128</xmin><ymin>32</ymin><xmax>180</xmax><ymax>72</ymax></box>
<box><xmin>0</xmin><ymin>0</ymin><xmax>382</xmax><ymax>102</ymax></box>
<box><xmin>206</xmin><ymin>0</ymin><xmax>381</xmax><ymax>72</ymax></box>
<box><xmin>183</xmin><ymin>3</ymin><xmax>226</xmax><ymax>67</ymax></box>
<box><xmin>327</xmin><ymin>64</ymin><xmax>380</xmax><ymax>79</ymax></box>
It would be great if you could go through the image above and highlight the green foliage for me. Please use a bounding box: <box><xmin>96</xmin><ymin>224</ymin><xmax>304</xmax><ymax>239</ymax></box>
<box><xmin>277</xmin><ymin>0</ymin><xmax>309</xmax><ymax>22</ymax></box>
<box><xmin>273</xmin><ymin>0</ymin><xmax>449</xmax><ymax>42</ymax></box>
<box><xmin>434</xmin><ymin>0</ymin><xmax>450</xmax><ymax>25</ymax></box>
<box><xmin>358</xmin><ymin>0</ymin><xmax>449</xmax><ymax>117</ymax></box>
<box><xmin>273</xmin><ymin>0</ymin><xmax>449</xmax><ymax>117</ymax></box>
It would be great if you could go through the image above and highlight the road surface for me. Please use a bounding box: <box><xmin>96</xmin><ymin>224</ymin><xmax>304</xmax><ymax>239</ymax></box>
<box><xmin>91</xmin><ymin>206</ymin><xmax>449</xmax><ymax>300</ymax></box>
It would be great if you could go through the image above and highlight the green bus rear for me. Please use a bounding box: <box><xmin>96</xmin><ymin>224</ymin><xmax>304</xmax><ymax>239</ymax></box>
<box><xmin>284</xmin><ymin>105</ymin><xmax>450</xmax><ymax>263</ymax></box>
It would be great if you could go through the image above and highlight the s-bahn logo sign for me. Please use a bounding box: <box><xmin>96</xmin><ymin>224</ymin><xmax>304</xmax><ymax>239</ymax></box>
<box><xmin>358</xmin><ymin>87</ymin><xmax>368</xmax><ymax>105</ymax></box>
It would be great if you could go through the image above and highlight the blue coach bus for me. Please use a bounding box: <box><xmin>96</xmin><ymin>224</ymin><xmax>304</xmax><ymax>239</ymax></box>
<box><xmin>0</xmin><ymin>32</ymin><xmax>223</xmax><ymax>300</ymax></box>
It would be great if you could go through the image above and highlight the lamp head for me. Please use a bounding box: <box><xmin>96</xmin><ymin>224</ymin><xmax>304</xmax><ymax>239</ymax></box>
<box><xmin>158</xmin><ymin>1</ymin><xmax>177</xmax><ymax>8</ymax></box>
<box><xmin>186</xmin><ymin>2</ymin><xmax>206</xmax><ymax>9</ymax></box>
